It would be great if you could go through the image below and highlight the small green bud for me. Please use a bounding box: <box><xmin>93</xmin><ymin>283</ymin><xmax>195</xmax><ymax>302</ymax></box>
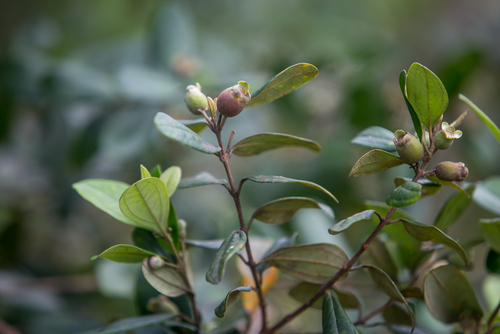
<box><xmin>394</xmin><ymin>130</ymin><xmax>424</xmax><ymax>165</ymax></box>
<box><xmin>184</xmin><ymin>83</ymin><xmax>208</xmax><ymax>115</ymax></box>
<box><xmin>434</xmin><ymin>161</ymin><xmax>469</xmax><ymax>182</ymax></box>
<box><xmin>216</xmin><ymin>81</ymin><xmax>251</xmax><ymax>117</ymax></box>
<box><xmin>434</xmin><ymin>122</ymin><xmax>462</xmax><ymax>150</ymax></box>
<box><xmin>149</xmin><ymin>255</ymin><xmax>165</xmax><ymax>269</ymax></box>
<box><xmin>178</xmin><ymin>219</ymin><xmax>187</xmax><ymax>241</ymax></box>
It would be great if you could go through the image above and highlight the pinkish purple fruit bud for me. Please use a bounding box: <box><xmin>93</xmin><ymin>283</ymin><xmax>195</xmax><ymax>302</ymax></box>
<box><xmin>216</xmin><ymin>81</ymin><xmax>251</xmax><ymax>117</ymax></box>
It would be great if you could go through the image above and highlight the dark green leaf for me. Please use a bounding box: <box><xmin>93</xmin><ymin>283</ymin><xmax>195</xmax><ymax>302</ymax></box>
<box><xmin>257</xmin><ymin>232</ymin><xmax>299</xmax><ymax>273</ymax></box>
<box><xmin>150</xmin><ymin>164</ymin><xmax>162</xmax><ymax>178</ymax></box>
<box><xmin>473</xmin><ymin>176</ymin><xmax>500</xmax><ymax>216</ymax></box>
<box><xmin>406</xmin><ymin>63</ymin><xmax>449</xmax><ymax>129</ymax></box>
<box><xmin>214</xmin><ymin>286</ymin><xmax>253</xmax><ymax>318</ymax></box>
<box><xmin>289</xmin><ymin>282</ymin><xmax>360</xmax><ymax>310</ymax></box>
<box><xmin>351</xmin><ymin>126</ymin><xmax>396</xmax><ymax>152</ymax></box>
<box><xmin>480</xmin><ymin>218</ymin><xmax>500</xmax><ymax>252</ymax></box>
<box><xmin>251</xmin><ymin>197</ymin><xmax>332</xmax><ymax>225</ymax></box>
<box><xmin>399</xmin><ymin>70</ymin><xmax>423</xmax><ymax>140</ymax></box>
<box><xmin>328</xmin><ymin>210</ymin><xmax>376</xmax><ymax>235</ymax></box>
<box><xmin>459</xmin><ymin>94</ymin><xmax>500</xmax><ymax>144</ymax></box>
<box><xmin>322</xmin><ymin>291</ymin><xmax>359</xmax><ymax>334</ymax></box>
<box><xmin>160</xmin><ymin>166</ymin><xmax>181</xmax><ymax>197</ymax></box>
<box><xmin>386</xmin><ymin>182</ymin><xmax>422</xmax><ymax>207</ymax></box>
<box><xmin>206</xmin><ymin>230</ymin><xmax>247</xmax><ymax>284</ymax></box>
<box><xmin>434</xmin><ymin>185</ymin><xmax>475</xmax><ymax>230</ymax></box>
<box><xmin>140</xmin><ymin>165</ymin><xmax>152</xmax><ymax>179</ymax></box>
<box><xmin>132</xmin><ymin>228</ymin><xmax>174</xmax><ymax>263</ymax></box>
<box><xmin>178</xmin><ymin>172</ymin><xmax>227</xmax><ymax>189</ymax></box>
<box><xmin>400</xmin><ymin>286</ymin><xmax>423</xmax><ymax>299</ymax></box>
<box><xmin>154</xmin><ymin>112</ymin><xmax>221</xmax><ymax>154</ymax></box>
<box><xmin>263</xmin><ymin>243</ymin><xmax>348</xmax><ymax>284</ymax></box>
<box><xmin>141</xmin><ymin>258</ymin><xmax>188</xmax><ymax>297</ymax></box>
<box><xmin>424</xmin><ymin>265</ymin><xmax>483</xmax><ymax>324</ymax></box>
<box><xmin>349</xmin><ymin>149</ymin><xmax>404</xmax><ymax>177</ymax></box>
<box><xmin>247</xmin><ymin>63</ymin><xmax>318</xmax><ymax>107</ymax></box>
<box><xmin>427</xmin><ymin>175</ymin><xmax>470</xmax><ymax>198</ymax></box>
<box><xmin>394</xmin><ymin>177</ymin><xmax>442</xmax><ymax>197</ymax></box>
<box><xmin>81</xmin><ymin>314</ymin><xmax>176</xmax><ymax>334</ymax></box>
<box><xmin>91</xmin><ymin>244</ymin><xmax>158</xmax><ymax>263</ymax></box>
<box><xmin>232</xmin><ymin>132</ymin><xmax>321</xmax><ymax>156</ymax></box>
<box><xmin>178</xmin><ymin>118</ymin><xmax>208</xmax><ymax>133</ymax></box>
<box><xmin>119</xmin><ymin>178</ymin><xmax>170</xmax><ymax>235</ymax></box>
<box><xmin>486</xmin><ymin>248</ymin><xmax>500</xmax><ymax>274</ymax></box>
<box><xmin>360</xmin><ymin>238</ymin><xmax>398</xmax><ymax>282</ymax></box>
<box><xmin>167</xmin><ymin>204</ymin><xmax>180</xmax><ymax>251</ymax></box>
<box><xmin>243</xmin><ymin>175</ymin><xmax>338</xmax><ymax>203</ymax></box>
<box><xmin>383</xmin><ymin>304</ymin><xmax>413</xmax><ymax>326</ymax></box>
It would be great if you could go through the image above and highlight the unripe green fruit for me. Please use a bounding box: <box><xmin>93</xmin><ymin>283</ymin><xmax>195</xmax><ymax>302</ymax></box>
<box><xmin>216</xmin><ymin>81</ymin><xmax>251</xmax><ymax>117</ymax></box>
<box><xmin>184</xmin><ymin>83</ymin><xmax>208</xmax><ymax>115</ymax></box>
<box><xmin>434</xmin><ymin>130</ymin><xmax>454</xmax><ymax>150</ymax></box>
<box><xmin>394</xmin><ymin>130</ymin><xmax>424</xmax><ymax>165</ymax></box>
<box><xmin>434</xmin><ymin>161</ymin><xmax>469</xmax><ymax>182</ymax></box>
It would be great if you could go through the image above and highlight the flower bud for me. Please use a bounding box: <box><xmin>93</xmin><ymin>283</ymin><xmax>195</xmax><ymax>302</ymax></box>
<box><xmin>184</xmin><ymin>83</ymin><xmax>208</xmax><ymax>115</ymax></box>
<box><xmin>216</xmin><ymin>81</ymin><xmax>251</xmax><ymax>117</ymax></box>
<box><xmin>178</xmin><ymin>219</ymin><xmax>187</xmax><ymax>241</ymax></box>
<box><xmin>149</xmin><ymin>255</ymin><xmax>165</xmax><ymax>269</ymax></box>
<box><xmin>434</xmin><ymin>161</ymin><xmax>469</xmax><ymax>182</ymax></box>
<box><xmin>434</xmin><ymin>122</ymin><xmax>462</xmax><ymax>150</ymax></box>
<box><xmin>394</xmin><ymin>130</ymin><xmax>424</xmax><ymax>165</ymax></box>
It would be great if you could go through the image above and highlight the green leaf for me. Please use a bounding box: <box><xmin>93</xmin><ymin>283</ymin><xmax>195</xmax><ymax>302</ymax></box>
<box><xmin>328</xmin><ymin>210</ymin><xmax>376</xmax><ymax>235</ymax></box>
<box><xmin>206</xmin><ymin>230</ymin><xmax>247</xmax><ymax>284</ymax></box>
<box><xmin>406</xmin><ymin>63</ymin><xmax>449</xmax><ymax>129</ymax></box>
<box><xmin>364</xmin><ymin>200</ymin><xmax>417</xmax><ymax>221</ymax></box>
<box><xmin>427</xmin><ymin>175</ymin><xmax>470</xmax><ymax>198</ymax></box>
<box><xmin>473</xmin><ymin>176</ymin><xmax>500</xmax><ymax>215</ymax></box>
<box><xmin>251</xmin><ymin>197</ymin><xmax>332</xmax><ymax>225</ymax></box>
<box><xmin>349</xmin><ymin>149</ymin><xmax>404</xmax><ymax>177</ymax></box>
<box><xmin>91</xmin><ymin>244</ymin><xmax>158</xmax><ymax>263</ymax></box>
<box><xmin>400</xmin><ymin>286</ymin><xmax>423</xmax><ymax>299</ymax></box>
<box><xmin>263</xmin><ymin>243</ymin><xmax>348</xmax><ymax>284</ymax></box>
<box><xmin>140</xmin><ymin>165</ymin><xmax>151</xmax><ymax>179</ymax></box>
<box><xmin>119</xmin><ymin>178</ymin><xmax>170</xmax><ymax>235</ymax></box>
<box><xmin>167</xmin><ymin>204</ymin><xmax>180</xmax><ymax>251</ymax></box>
<box><xmin>384</xmin><ymin>304</ymin><xmax>414</xmax><ymax>326</ymax></box>
<box><xmin>141</xmin><ymin>258</ymin><xmax>188</xmax><ymax>297</ymax></box>
<box><xmin>178</xmin><ymin>172</ymin><xmax>227</xmax><ymax>189</ymax></box>
<box><xmin>289</xmin><ymin>282</ymin><xmax>360</xmax><ymax>310</ymax></box>
<box><xmin>154</xmin><ymin>112</ymin><xmax>221</xmax><ymax>154</ymax></box>
<box><xmin>424</xmin><ymin>264</ymin><xmax>483</xmax><ymax>324</ymax></box>
<box><xmin>132</xmin><ymin>227</ymin><xmax>174</xmax><ymax>263</ymax></box>
<box><xmin>351</xmin><ymin>126</ymin><xmax>396</xmax><ymax>152</ymax></box>
<box><xmin>386</xmin><ymin>182</ymin><xmax>422</xmax><ymax>207</ymax></box>
<box><xmin>322</xmin><ymin>291</ymin><xmax>359</xmax><ymax>334</ymax></box>
<box><xmin>72</xmin><ymin>179</ymin><xmax>138</xmax><ymax>228</ymax></box>
<box><xmin>459</xmin><ymin>94</ymin><xmax>500</xmax><ymax>144</ymax></box>
<box><xmin>480</xmin><ymin>218</ymin><xmax>500</xmax><ymax>252</ymax></box>
<box><xmin>401</xmin><ymin>220</ymin><xmax>470</xmax><ymax>267</ymax></box>
<box><xmin>149</xmin><ymin>164</ymin><xmax>162</xmax><ymax>178</ymax></box>
<box><xmin>257</xmin><ymin>232</ymin><xmax>299</xmax><ymax>273</ymax></box>
<box><xmin>184</xmin><ymin>239</ymin><xmax>224</xmax><ymax>250</ymax></box>
<box><xmin>247</xmin><ymin>63</ymin><xmax>318</xmax><ymax>107</ymax></box>
<box><xmin>214</xmin><ymin>286</ymin><xmax>253</xmax><ymax>318</ymax></box>
<box><xmin>81</xmin><ymin>314</ymin><xmax>176</xmax><ymax>334</ymax></box>
<box><xmin>232</xmin><ymin>132</ymin><xmax>321</xmax><ymax>156</ymax></box>
<box><xmin>243</xmin><ymin>175</ymin><xmax>338</xmax><ymax>203</ymax></box>
<box><xmin>178</xmin><ymin>118</ymin><xmax>208</xmax><ymax>133</ymax></box>
<box><xmin>160</xmin><ymin>166</ymin><xmax>182</xmax><ymax>197</ymax></box>
<box><xmin>399</xmin><ymin>70</ymin><xmax>423</xmax><ymax>140</ymax></box>
<box><xmin>360</xmin><ymin>238</ymin><xmax>398</xmax><ymax>282</ymax></box>
<box><xmin>394</xmin><ymin>177</ymin><xmax>442</xmax><ymax>197</ymax></box>
<box><xmin>486</xmin><ymin>248</ymin><xmax>500</xmax><ymax>274</ymax></box>
<box><xmin>434</xmin><ymin>185</ymin><xmax>475</xmax><ymax>230</ymax></box>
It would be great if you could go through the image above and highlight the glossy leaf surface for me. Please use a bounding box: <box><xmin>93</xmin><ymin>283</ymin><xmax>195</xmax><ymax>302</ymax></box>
<box><xmin>83</xmin><ymin>313</ymin><xmax>176</xmax><ymax>334</ymax></box>
<box><xmin>473</xmin><ymin>176</ymin><xmax>500</xmax><ymax>215</ymax></box>
<box><xmin>289</xmin><ymin>282</ymin><xmax>360</xmax><ymax>310</ymax></box>
<box><xmin>434</xmin><ymin>185</ymin><xmax>475</xmax><ymax>230</ymax></box>
<box><xmin>399</xmin><ymin>70</ymin><xmax>423</xmax><ymax>140</ymax></box>
<box><xmin>214</xmin><ymin>285</ymin><xmax>252</xmax><ymax>318</ymax></box>
<box><xmin>160</xmin><ymin>166</ymin><xmax>181</xmax><ymax>197</ymax></box>
<box><xmin>154</xmin><ymin>112</ymin><xmax>221</xmax><ymax>154</ymax></box>
<box><xmin>386</xmin><ymin>182</ymin><xmax>422</xmax><ymax>207</ymax></box>
<box><xmin>394</xmin><ymin>177</ymin><xmax>442</xmax><ymax>197</ymax></box>
<box><xmin>351</xmin><ymin>126</ymin><xmax>396</xmax><ymax>152</ymax></box>
<box><xmin>91</xmin><ymin>244</ymin><xmax>158</xmax><ymax>263</ymax></box>
<box><xmin>141</xmin><ymin>258</ymin><xmax>187</xmax><ymax>297</ymax></box>
<box><xmin>178</xmin><ymin>172</ymin><xmax>227</xmax><ymax>189</ymax></box>
<box><xmin>349</xmin><ymin>149</ymin><xmax>403</xmax><ymax>177</ymax></box>
<box><xmin>206</xmin><ymin>230</ymin><xmax>247</xmax><ymax>284</ymax></box>
<box><xmin>322</xmin><ymin>291</ymin><xmax>359</xmax><ymax>334</ymax></box>
<box><xmin>328</xmin><ymin>210</ymin><xmax>375</xmax><ymax>235</ymax></box>
<box><xmin>263</xmin><ymin>243</ymin><xmax>348</xmax><ymax>284</ymax></box>
<box><xmin>459</xmin><ymin>94</ymin><xmax>500</xmax><ymax>144</ymax></box>
<box><xmin>480</xmin><ymin>218</ymin><xmax>500</xmax><ymax>252</ymax></box>
<box><xmin>178</xmin><ymin>118</ymin><xmax>208</xmax><ymax>133</ymax></box>
<box><xmin>247</xmin><ymin>63</ymin><xmax>318</xmax><ymax>107</ymax></box>
<box><xmin>251</xmin><ymin>197</ymin><xmax>332</xmax><ymax>225</ymax></box>
<box><xmin>232</xmin><ymin>132</ymin><xmax>320</xmax><ymax>156</ymax></box>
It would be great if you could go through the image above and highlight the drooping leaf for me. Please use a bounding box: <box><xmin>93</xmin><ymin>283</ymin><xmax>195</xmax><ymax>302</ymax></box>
<box><xmin>72</xmin><ymin>179</ymin><xmax>138</xmax><ymax>227</ymax></box>
<box><xmin>149</xmin><ymin>164</ymin><xmax>162</xmax><ymax>178</ymax></box>
<box><xmin>140</xmin><ymin>165</ymin><xmax>152</xmax><ymax>179</ymax></box>
<box><xmin>322</xmin><ymin>291</ymin><xmax>359</xmax><ymax>334</ymax></box>
<box><xmin>247</xmin><ymin>63</ymin><xmax>318</xmax><ymax>107</ymax></box>
<box><xmin>401</xmin><ymin>220</ymin><xmax>469</xmax><ymax>267</ymax></box>
<box><xmin>257</xmin><ymin>232</ymin><xmax>299</xmax><ymax>273</ymax></box>
<box><xmin>81</xmin><ymin>313</ymin><xmax>176</xmax><ymax>334</ymax></box>
<box><xmin>394</xmin><ymin>177</ymin><xmax>442</xmax><ymax>197</ymax></box>
<box><xmin>206</xmin><ymin>230</ymin><xmax>247</xmax><ymax>284</ymax></box>
<box><xmin>480</xmin><ymin>218</ymin><xmax>500</xmax><ymax>252</ymax></box>
<box><xmin>406</xmin><ymin>63</ymin><xmax>449</xmax><ymax>129</ymax></box>
<box><xmin>360</xmin><ymin>238</ymin><xmax>398</xmax><ymax>282</ymax></box>
<box><xmin>328</xmin><ymin>210</ymin><xmax>376</xmax><ymax>235</ymax></box>
<box><xmin>473</xmin><ymin>176</ymin><xmax>500</xmax><ymax>216</ymax></box>
<box><xmin>214</xmin><ymin>286</ymin><xmax>253</xmax><ymax>318</ymax></box>
<box><xmin>242</xmin><ymin>175</ymin><xmax>338</xmax><ymax>203</ymax></box>
<box><xmin>434</xmin><ymin>185</ymin><xmax>475</xmax><ymax>230</ymax></box>
<box><xmin>262</xmin><ymin>243</ymin><xmax>348</xmax><ymax>284</ymax></box>
<box><xmin>160</xmin><ymin>166</ymin><xmax>182</xmax><ymax>197</ymax></box>
<box><xmin>91</xmin><ymin>244</ymin><xmax>158</xmax><ymax>263</ymax></box>
<box><xmin>399</xmin><ymin>70</ymin><xmax>423</xmax><ymax>140</ymax></box>
<box><xmin>351</xmin><ymin>126</ymin><xmax>397</xmax><ymax>152</ymax></box>
<box><xmin>154</xmin><ymin>112</ymin><xmax>221</xmax><ymax>154</ymax></box>
<box><xmin>427</xmin><ymin>175</ymin><xmax>469</xmax><ymax>198</ymax></box>
<box><xmin>178</xmin><ymin>118</ymin><xmax>208</xmax><ymax>133</ymax></box>
<box><xmin>119</xmin><ymin>178</ymin><xmax>170</xmax><ymax>235</ymax></box>
<box><xmin>251</xmin><ymin>197</ymin><xmax>332</xmax><ymax>225</ymax></box>
<box><xmin>177</xmin><ymin>172</ymin><xmax>227</xmax><ymax>189</ymax></box>
<box><xmin>289</xmin><ymin>282</ymin><xmax>360</xmax><ymax>310</ymax></box>
<box><xmin>424</xmin><ymin>265</ymin><xmax>483</xmax><ymax>325</ymax></box>
<box><xmin>232</xmin><ymin>132</ymin><xmax>321</xmax><ymax>156</ymax></box>
<box><xmin>141</xmin><ymin>258</ymin><xmax>188</xmax><ymax>297</ymax></box>
<box><xmin>486</xmin><ymin>248</ymin><xmax>500</xmax><ymax>274</ymax></box>
<box><xmin>132</xmin><ymin>227</ymin><xmax>174</xmax><ymax>263</ymax></box>
<box><xmin>386</xmin><ymin>182</ymin><xmax>422</xmax><ymax>207</ymax></box>
<box><xmin>184</xmin><ymin>239</ymin><xmax>224</xmax><ymax>250</ymax></box>
<box><xmin>349</xmin><ymin>149</ymin><xmax>404</xmax><ymax>178</ymax></box>
<box><xmin>459</xmin><ymin>94</ymin><xmax>500</xmax><ymax>144</ymax></box>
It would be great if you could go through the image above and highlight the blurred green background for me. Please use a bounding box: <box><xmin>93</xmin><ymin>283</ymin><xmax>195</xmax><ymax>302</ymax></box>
<box><xmin>1</xmin><ymin>0</ymin><xmax>500</xmax><ymax>333</ymax></box>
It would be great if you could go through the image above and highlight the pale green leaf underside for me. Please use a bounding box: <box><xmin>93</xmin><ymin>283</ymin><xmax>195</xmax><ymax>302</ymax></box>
<box><xmin>141</xmin><ymin>258</ymin><xmax>188</xmax><ymax>297</ymax></box>
<box><xmin>459</xmin><ymin>94</ymin><xmax>500</xmax><ymax>144</ymax></box>
<box><xmin>160</xmin><ymin>166</ymin><xmax>182</xmax><ymax>197</ymax></box>
<box><xmin>473</xmin><ymin>176</ymin><xmax>500</xmax><ymax>216</ymax></box>
<box><xmin>328</xmin><ymin>210</ymin><xmax>375</xmax><ymax>235</ymax></box>
<box><xmin>206</xmin><ymin>230</ymin><xmax>247</xmax><ymax>284</ymax></box>
<box><xmin>91</xmin><ymin>244</ymin><xmax>158</xmax><ymax>263</ymax></box>
<box><xmin>178</xmin><ymin>172</ymin><xmax>228</xmax><ymax>189</ymax></box>
<box><xmin>232</xmin><ymin>132</ymin><xmax>320</xmax><ymax>156</ymax></box>
<box><xmin>351</xmin><ymin>126</ymin><xmax>396</xmax><ymax>152</ymax></box>
<box><xmin>349</xmin><ymin>149</ymin><xmax>404</xmax><ymax>177</ymax></box>
<box><xmin>214</xmin><ymin>285</ymin><xmax>253</xmax><ymax>318</ymax></box>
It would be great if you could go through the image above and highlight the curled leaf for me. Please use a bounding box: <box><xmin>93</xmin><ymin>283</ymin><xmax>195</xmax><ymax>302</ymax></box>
<box><xmin>386</xmin><ymin>182</ymin><xmax>422</xmax><ymax>207</ymax></box>
<box><xmin>328</xmin><ymin>210</ymin><xmax>376</xmax><ymax>235</ymax></box>
<box><xmin>206</xmin><ymin>230</ymin><xmax>247</xmax><ymax>284</ymax></box>
<box><xmin>214</xmin><ymin>286</ymin><xmax>253</xmax><ymax>318</ymax></box>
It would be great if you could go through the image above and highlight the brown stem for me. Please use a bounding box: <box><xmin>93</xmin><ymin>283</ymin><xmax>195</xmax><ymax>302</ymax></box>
<box><xmin>354</xmin><ymin>299</ymin><xmax>395</xmax><ymax>325</ymax></box>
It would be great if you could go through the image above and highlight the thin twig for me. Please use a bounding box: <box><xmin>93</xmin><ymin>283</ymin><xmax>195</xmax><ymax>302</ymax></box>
<box><xmin>354</xmin><ymin>299</ymin><xmax>394</xmax><ymax>325</ymax></box>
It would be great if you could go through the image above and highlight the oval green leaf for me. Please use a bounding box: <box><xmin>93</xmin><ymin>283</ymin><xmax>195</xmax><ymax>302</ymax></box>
<box><xmin>119</xmin><ymin>177</ymin><xmax>170</xmax><ymax>235</ymax></box>
<box><xmin>83</xmin><ymin>314</ymin><xmax>176</xmax><ymax>334</ymax></box>
<box><xmin>473</xmin><ymin>176</ymin><xmax>500</xmax><ymax>216</ymax></box>
<box><xmin>178</xmin><ymin>118</ymin><xmax>208</xmax><ymax>133</ymax></box>
<box><xmin>328</xmin><ymin>210</ymin><xmax>376</xmax><ymax>235</ymax></box>
<box><xmin>262</xmin><ymin>243</ymin><xmax>348</xmax><ymax>284</ymax></box>
<box><xmin>351</xmin><ymin>126</ymin><xmax>397</xmax><ymax>152</ymax></box>
<box><xmin>395</xmin><ymin>177</ymin><xmax>442</xmax><ymax>197</ymax></box>
<box><xmin>480</xmin><ymin>218</ymin><xmax>500</xmax><ymax>252</ymax></box>
<box><xmin>349</xmin><ymin>149</ymin><xmax>404</xmax><ymax>178</ymax></box>
<box><xmin>247</xmin><ymin>63</ymin><xmax>318</xmax><ymax>107</ymax></box>
<box><xmin>322</xmin><ymin>291</ymin><xmax>360</xmax><ymax>334</ymax></box>
<box><xmin>406</xmin><ymin>63</ymin><xmax>449</xmax><ymax>129</ymax></box>
<box><xmin>424</xmin><ymin>264</ymin><xmax>483</xmax><ymax>325</ymax></box>
<box><xmin>214</xmin><ymin>285</ymin><xmax>253</xmax><ymax>318</ymax></box>
<box><xmin>142</xmin><ymin>258</ymin><xmax>188</xmax><ymax>297</ymax></box>
<box><xmin>206</xmin><ymin>230</ymin><xmax>247</xmax><ymax>285</ymax></box>
<box><xmin>251</xmin><ymin>197</ymin><xmax>332</xmax><ymax>225</ymax></box>
<box><xmin>177</xmin><ymin>172</ymin><xmax>227</xmax><ymax>189</ymax></box>
<box><xmin>399</xmin><ymin>70</ymin><xmax>423</xmax><ymax>140</ymax></box>
<box><xmin>243</xmin><ymin>175</ymin><xmax>338</xmax><ymax>203</ymax></box>
<box><xmin>289</xmin><ymin>282</ymin><xmax>360</xmax><ymax>310</ymax></box>
<box><xmin>459</xmin><ymin>94</ymin><xmax>500</xmax><ymax>144</ymax></box>
<box><xmin>386</xmin><ymin>181</ymin><xmax>422</xmax><ymax>207</ymax></box>
<box><xmin>154</xmin><ymin>112</ymin><xmax>221</xmax><ymax>154</ymax></box>
<box><xmin>160</xmin><ymin>166</ymin><xmax>182</xmax><ymax>197</ymax></box>
<box><xmin>91</xmin><ymin>244</ymin><xmax>159</xmax><ymax>263</ymax></box>
<box><xmin>434</xmin><ymin>185</ymin><xmax>475</xmax><ymax>230</ymax></box>
<box><xmin>232</xmin><ymin>132</ymin><xmax>321</xmax><ymax>156</ymax></box>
